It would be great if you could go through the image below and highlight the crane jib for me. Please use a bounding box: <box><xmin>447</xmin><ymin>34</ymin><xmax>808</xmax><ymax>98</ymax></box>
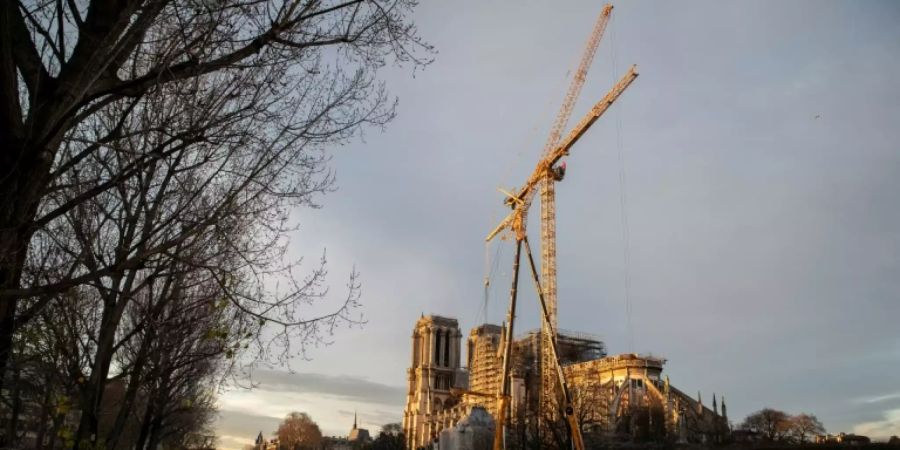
<box><xmin>484</xmin><ymin>64</ymin><xmax>638</xmax><ymax>243</ymax></box>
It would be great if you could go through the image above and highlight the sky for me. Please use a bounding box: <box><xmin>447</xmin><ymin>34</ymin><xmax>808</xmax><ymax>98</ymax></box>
<box><xmin>214</xmin><ymin>1</ymin><xmax>900</xmax><ymax>448</ymax></box>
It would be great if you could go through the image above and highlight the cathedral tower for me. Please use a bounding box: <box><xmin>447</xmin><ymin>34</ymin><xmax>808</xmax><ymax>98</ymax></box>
<box><xmin>402</xmin><ymin>315</ymin><xmax>463</xmax><ymax>449</ymax></box>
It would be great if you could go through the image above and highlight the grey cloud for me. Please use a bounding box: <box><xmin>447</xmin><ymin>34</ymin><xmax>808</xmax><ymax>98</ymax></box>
<box><xmin>251</xmin><ymin>370</ymin><xmax>406</xmax><ymax>407</ymax></box>
<box><xmin>864</xmin><ymin>393</ymin><xmax>900</xmax><ymax>405</ymax></box>
<box><xmin>216</xmin><ymin>410</ymin><xmax>282</xmax><ymax>443</ymax></box>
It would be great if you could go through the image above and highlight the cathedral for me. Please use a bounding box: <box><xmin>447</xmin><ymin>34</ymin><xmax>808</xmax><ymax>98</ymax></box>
<box><xmin>402</xmin><ymin>315</ymin><xmax>729</xmax><ymax>449</ymax></box>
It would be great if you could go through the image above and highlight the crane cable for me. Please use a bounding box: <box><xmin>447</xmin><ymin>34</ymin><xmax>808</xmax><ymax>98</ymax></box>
<box><xmin>478</xmin><ymin>240</ymin><xmax>505</xmax><ymax>326</ymax></box>
<box><xmin>610</xmin><ymin>11</ymin><xmax>635</xmax><ymax>353</ymax></box>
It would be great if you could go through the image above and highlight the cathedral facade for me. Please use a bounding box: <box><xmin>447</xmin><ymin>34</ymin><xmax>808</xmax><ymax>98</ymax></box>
<box><xmin>401</xmin><ymin>315</ymin><xmax>729</xmax><ymax>449</ymax></box>
<box><xmin>402</xmin><ymin>315</ymin><xmax>468</xmax><ymax>450</ymax></box>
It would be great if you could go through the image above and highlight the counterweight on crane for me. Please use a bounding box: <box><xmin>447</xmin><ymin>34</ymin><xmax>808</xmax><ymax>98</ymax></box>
<box><xmin>485</xmin><ymin>3</ymin><xmax>639</xmax><ymax>449</ymax></box>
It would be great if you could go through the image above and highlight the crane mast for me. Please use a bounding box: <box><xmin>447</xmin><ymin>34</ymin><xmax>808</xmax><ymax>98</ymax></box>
<box><xmin>539</xmin><ymin>10</ymin><xmax>611</xmax><ymax>375</ymax></box>
<box><xmin>539</xmin><ymin>177</ymin><xmax>558</xmax><ymax>420</ymax></box>
<box><xmin>504</xmin><ymin>8</ymin><xmax>615</xmax><ymax>405</ymax></box>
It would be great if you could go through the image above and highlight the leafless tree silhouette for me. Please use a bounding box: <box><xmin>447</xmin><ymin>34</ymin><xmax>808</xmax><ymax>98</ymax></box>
<box><xmin>0</xmin><ymin>0</ymin><xmax>431</xmax><ymax>447</ymax></box>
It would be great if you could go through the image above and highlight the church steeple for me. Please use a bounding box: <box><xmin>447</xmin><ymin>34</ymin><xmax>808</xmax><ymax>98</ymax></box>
<box><xmin>353</xmin><ymin>410</ymin><xmax>358</xmax><ymax>430</ymax></box>
<box><xmin>721</xmin><ymin>395</ymin><xmax>728</xmax><ymax>421</ymax></box>
<box><xmin>713</xmin><ymin>393</ymin><xmax>718</xmax><ymax>415</ymax></box>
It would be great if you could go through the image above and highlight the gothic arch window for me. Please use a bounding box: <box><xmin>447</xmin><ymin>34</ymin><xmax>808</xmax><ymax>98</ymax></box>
<box><xmin>413</xmin><ymin>332</ymin><xmax>420</xmax><ymax>366</ymax></box>
<box><xmin>434</xmin><ymin>329</ymin><xmax>442</xmax><ymax>366</ymax></box>
<box><xmin>443</xmin><ymin>330</ymin><xmax>450</xmax><ymax>367</ymax></box>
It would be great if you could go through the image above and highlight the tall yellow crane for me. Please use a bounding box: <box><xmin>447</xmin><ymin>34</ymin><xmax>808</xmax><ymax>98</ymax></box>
<box><xmin>537</xmin><ymin>7</ymin><xmax>613</xmax><ymax>414</ymax></box>
<box><xmin>486</xmin><ymin>4</ymin><xmax>639</xmax><ymax>449</ymax></box>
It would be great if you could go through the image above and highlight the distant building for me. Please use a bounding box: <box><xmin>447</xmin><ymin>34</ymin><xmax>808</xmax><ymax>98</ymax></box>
<box><xmin>252</xmin><ymin>435</ymin><xmax>279</xmax><ymax>450</ymax></box>
<box><xmin>402</xmin><ymin>314</ymin><xmax>729</xmax><ymax>449</ymax></box>
<box><xmin>815</xmin><ymin>432</ymin><xmax>871</xmax><ymax>445</ymax></box>
<box><xmin>348</xmin><ymin>411</ymin><xmax>371</xmax><ymax>443</ymax></box>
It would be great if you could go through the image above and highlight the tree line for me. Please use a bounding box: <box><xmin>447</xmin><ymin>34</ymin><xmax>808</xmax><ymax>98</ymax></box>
<box><xmin>253</xmin><ymin>412</ymin><xmax>403</xmax><ymax>450</ymax></box>
<box><xmin>739</xmin><ymin>408</ymin><xmax>826</xmax><ymax>444</ymax></box>
<box><xmin>0</xmin><ymin>0</ymin><xmax>430</xmax><ymax>449</ymax></box>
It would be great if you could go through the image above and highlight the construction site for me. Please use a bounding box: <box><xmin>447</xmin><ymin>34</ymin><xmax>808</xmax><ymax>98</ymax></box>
<box><xmin>402</xmin><ymin>316</ymin><xmax>729</xmax><ymax>449</ymax></box>
<box><xmin>402</xmin><ymin>4</ymin><xmax>729</xmax><ymax>450</ymax></box>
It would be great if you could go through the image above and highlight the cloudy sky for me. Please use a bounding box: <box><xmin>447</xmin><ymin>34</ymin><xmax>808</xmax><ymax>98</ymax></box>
<box><xmin>215</xmin><ymin>1</ymin><xmax>900</xmax><ymax>448</ymax></box>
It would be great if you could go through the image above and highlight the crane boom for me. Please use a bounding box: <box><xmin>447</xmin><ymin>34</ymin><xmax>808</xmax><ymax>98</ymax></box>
<box><xmin>485</xmin><ymin>64</ymin><xmax>639</xmax><ymax>242</ymax></box>
<box><xmin>542</xmin><ymin>4</ymin><xmax>613</xmax><ymax>157</ymax></box>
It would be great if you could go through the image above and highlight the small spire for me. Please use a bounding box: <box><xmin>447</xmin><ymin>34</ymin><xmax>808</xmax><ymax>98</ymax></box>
<box><xmin>353</xmin><ymin>410</ymin><xmax>358</xmax><ymax>429</ymax></box>
<box><xmin>697</xmin><ymin>391</ymin><xmax>703</xmax><ymax>415</ymax></box>
<box><xmin>713</xmin><ymin>393</ymin><xmax>718</xmax><ymax>415</ymax></box>
<box><xmin>721</xmin><ymin>395</ymin><xmax>728</xmax><ymax>420</ymax></box>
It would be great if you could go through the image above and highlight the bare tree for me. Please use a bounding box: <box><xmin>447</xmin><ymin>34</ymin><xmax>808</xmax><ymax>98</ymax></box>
<box><xmin>34</xmin><ymin>130</ymin><xmax>366</xmax><ymax>446</ymax></box>
<box><xmin>740</xmin><ymin>408</ymin><xmax>792</xmax><ymax>442</ymax></box>
<box><xmin>122</xmin><ymin>277</ymin><xmax>231</xmax><ymax>450</ymax></box>
<box><xmin>276</xmin><ymin>412</ymin><xmax>323</xmax><ymax>450</ymax></box>
<box><xmin>788</xmin><ymin>413</ymin><xmax>825</xmax><ymax>444</ymax></box>
<box><xmin>1</xmin><ymin>2</ymin><xmax>432</xmax><ymax>448</ymax></box>
<box><xmin>0</xmin><ymin>0</ymin><xmax>432</xmax><ymax>397</ymax></box>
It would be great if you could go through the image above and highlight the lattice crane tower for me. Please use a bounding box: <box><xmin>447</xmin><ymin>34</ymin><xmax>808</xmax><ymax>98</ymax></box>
<box><xmin>540</xmin><ymin>3</ymin><xmax>611</xmax><ymax>418</ymax></box>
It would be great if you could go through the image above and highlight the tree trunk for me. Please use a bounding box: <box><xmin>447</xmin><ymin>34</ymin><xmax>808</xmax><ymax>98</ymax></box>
<box><xmin>0</xmin><ymin>137</ymin><xmax>57</xmax><ymax>396</ymax></box>
<box><xmin>106</xmin><ymin>329</ymin><xmax>154</xmax><ymax>450</ymax></box>
<box><xmin>46</xmin><ymin>416</ymin><xmax>61</xmax><ymax>450</ymax></box>
<box><xmin>2</xmin><ymin>364</ymin><xmax>22</xmax><ymax>447</ymax></box>
<box><xmin>34</xmin><ymin>382</ymin><xmax>53</xmax><ymax>450</ymax></box>
<box><xmin>134</xmin><ymin>397</ymin><xmax>157</xmax><ymax>450</ymax></box>
<box><xmin>72</xmin><ymin>301</ymin><xmax>125</xmax><ymax>450</ymax></box>
<box><xmin>105</xmin><ymin>376</ymin><xmax>139</xmax><ymax>450</ymax></box>
<box><xmin>0</xmin><ymin>238</ymin><xmax>25</xmax><ymax>398</ymax></box>
<box><xmin>145</xmin><ymin>414</ymin><xmax>164</xmax><ymax>450</ymax></box>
